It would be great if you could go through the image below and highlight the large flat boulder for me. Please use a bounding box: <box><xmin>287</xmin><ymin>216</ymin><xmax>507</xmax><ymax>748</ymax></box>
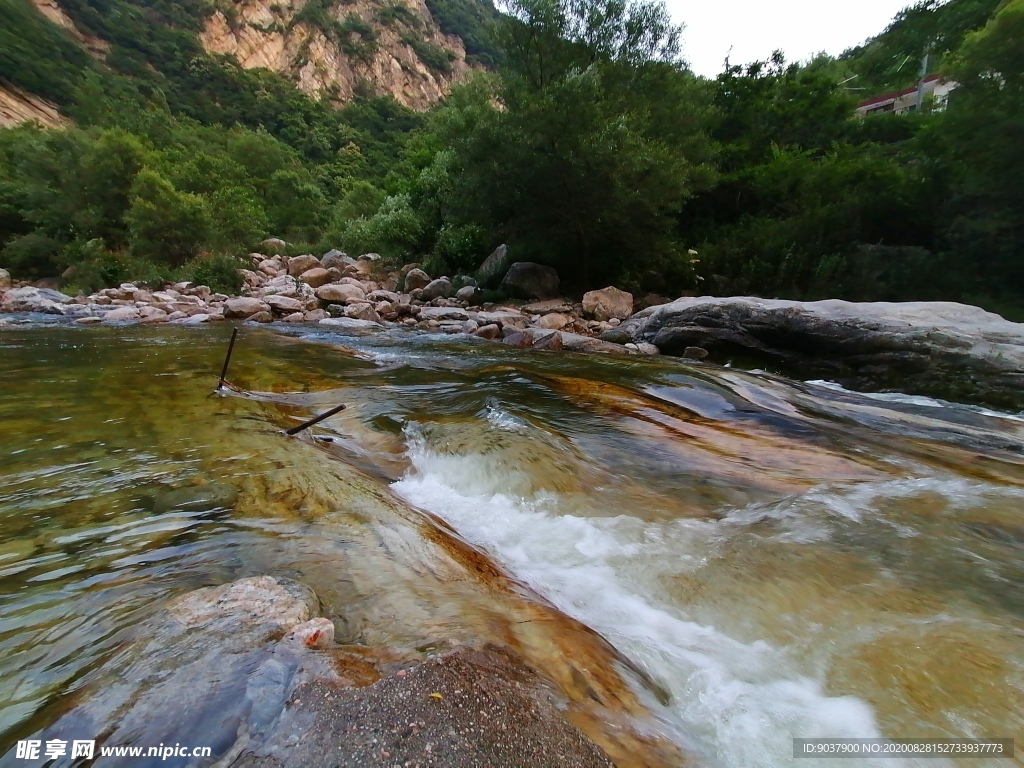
<box><xmin>316</xmin><ymin>283</ymin><xmax>367</xmax><ymax>304</ymax></box>
<box><xmin>224</xmin><ymin>297</ymin><xmax>271</xmax><ymax>318</ymax></box>
<box><xmin>610</xmin><ymin>296</ymin><xmax>1024</xmax><ymax>408</ymax></box>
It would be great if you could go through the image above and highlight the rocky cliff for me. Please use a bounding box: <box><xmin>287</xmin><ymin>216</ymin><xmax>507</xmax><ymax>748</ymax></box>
<box><xmin>0</xmin><ymin>84</ymin><xmax>68</xmax><ymax>129</ymax></box>
<box><xmin>200</xmin><ymin>0</ymin><xmax>472</xmax><ymax>109</ymax></box>
<box><xmin>30</xmin><ymin>0</ymin><xmax>109</xmax><ymax>57</ymax></box>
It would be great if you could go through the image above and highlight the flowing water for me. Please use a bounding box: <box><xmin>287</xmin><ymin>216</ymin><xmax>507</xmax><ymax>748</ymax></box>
<box><xmin>0</xmin><ymin>322</ymin><xmax>1022</xmax><ymax>766</ymax></box>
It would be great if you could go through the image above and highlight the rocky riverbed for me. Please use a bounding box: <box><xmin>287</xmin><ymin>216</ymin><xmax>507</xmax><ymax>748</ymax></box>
<box><xmin>0</xmin><ymin>253</ymin><xmax>647</xmax><ymax>357</ymax></box>
<box><xmin>3</xmin><ymin>251</ymin><xmax>1024</xmax><ymax>408</ymax></box>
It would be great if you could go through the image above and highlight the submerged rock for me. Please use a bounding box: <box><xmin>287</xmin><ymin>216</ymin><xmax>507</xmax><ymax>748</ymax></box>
<box><xmin>232</xmin><ymin>645</ymin><xmax>615</xmax><ymax>768</ymax></box>
<box><xmin>153</xmin><ymin>483</ymin><xmax>238</xmax><ymax>513</ymax></box>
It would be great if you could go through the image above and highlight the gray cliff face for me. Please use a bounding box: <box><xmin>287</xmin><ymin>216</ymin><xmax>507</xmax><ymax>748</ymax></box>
<box><xmin>608</xmin><ymin>297</ymin><xmax>1024</xmax><ymax>408</ymax></box>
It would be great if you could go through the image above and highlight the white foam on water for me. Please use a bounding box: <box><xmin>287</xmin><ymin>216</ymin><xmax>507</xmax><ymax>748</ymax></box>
<box><xmin>392</xmin><ymin>428</ymin><xmax>914</xmax><ymax>767</ymax></box>
<box><xmin>484</xmin><ymin>398</ymin><xmax>530</xmax><ymax>432</ymax></box>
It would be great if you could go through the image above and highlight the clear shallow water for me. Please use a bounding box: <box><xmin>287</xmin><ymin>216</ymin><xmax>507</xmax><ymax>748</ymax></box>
<box><xmin>1</xmin><ymin>322</ymin><xmax>1022</xmax><ymax>766</ymax></box>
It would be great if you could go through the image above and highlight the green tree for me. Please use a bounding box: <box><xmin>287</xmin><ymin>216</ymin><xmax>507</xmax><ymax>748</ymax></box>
<box><xmin>264</xmin><ymin>169</ymin><xmax>327</xmax><ymax>241</ymax></box>
<box><xmin>71</xmin><ymin>129</ymin><xmax>149</xmax><ymax>247</ymax></box>
<box><xmin>125</xmin><ymin>168</ymin><xmax>210</xmax><ymax>265</ymax></box>
<box><xmin>439</xmin><ymin>0</ymin><xmax>713</xmax><ymax>289</ymax></box>
<box><xmin>936</xmin><ymin>0</ymin><xmax>1024</xmax><ymax>293</ymax></box>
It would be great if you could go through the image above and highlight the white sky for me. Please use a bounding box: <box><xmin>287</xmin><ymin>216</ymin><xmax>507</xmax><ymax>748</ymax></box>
<box><xmin>669</xmin><ymin>0</ymin><xmax>913</xmax><ymax>77</ymax></box>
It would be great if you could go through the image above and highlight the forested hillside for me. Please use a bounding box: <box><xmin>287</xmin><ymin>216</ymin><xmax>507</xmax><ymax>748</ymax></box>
<box><xmin>0</xmin><ymin>0</ymin><xmax>1021</xmax><ymax>314</ymax></box>
<box><xmin>841</xmin><ymin>0</ymin><xmax>1004</xmax><ymax>93</ymax></box>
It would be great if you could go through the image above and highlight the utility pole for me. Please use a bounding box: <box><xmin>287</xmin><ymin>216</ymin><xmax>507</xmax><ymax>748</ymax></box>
<box><xmin>916</xmin><ymin>52</ymin><xmax>930</xmax><ymax>110</ymax></box>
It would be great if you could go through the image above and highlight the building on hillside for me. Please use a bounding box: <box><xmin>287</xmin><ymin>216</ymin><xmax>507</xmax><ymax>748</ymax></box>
<box><xmin>855</xmin><ymin>75</ymin><xmax>957</xmax><ymax>117</ymax></box>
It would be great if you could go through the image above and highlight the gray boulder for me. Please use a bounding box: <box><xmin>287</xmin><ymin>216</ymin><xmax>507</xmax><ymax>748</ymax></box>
<box><xmin>420</xmin><ymin>277</ymin><xmax>453</xmax><ymax>301</ymax></box>
<box><xmin>403</xmin><ymin>268</ymin><xmax>431</xmax><ymax>291</ymax></box>
<box><xmin>456</xmin><ymin>285</ymin><xmax>482</xmax><ymax>304</ymax></box>
<box><xmin>476</xmin><ymin>244</ymin><xmax>511</xmax><ymax>287</ymax></box>
<box><xmin>500</xmin><ymin>262</ymin><xmax>560</xmax><ymax>300</ymax></box>
<box><xmin>0</xmin><ymin>268</ymin><xmax>10</xmax><ymax>290</ymax></box>
<box><xmin>1</xmin><ymin>286</ymin><xmax>72</xmax><ymax>313</ymax></box>
<box><xmin>321</xmin><ymin>249</ymin><xmax>351</xmax><ymax>269</ymax></box>
<box><xmin>615</xmin><ymin>296</ymin><xmax>1024</xmax><ymax>409</ymax></box>
<box><xmin>520</xmin><ymin>327</ymin><xmax>633</xmax><ymax>355</ymax></box>
<box><xmin>418</xmin><ymin>306</ymin><xmax>469</xmax><ymax>322</ymax></box>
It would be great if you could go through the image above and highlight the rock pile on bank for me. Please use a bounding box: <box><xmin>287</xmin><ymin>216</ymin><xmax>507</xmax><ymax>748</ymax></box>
<box><xmin>0</xmin><ymin>253</ymin><xmax>653</xmax><ymax>356</ymax></box>
<box><xmin>6</xmin><ymin>256</ymin><xmax>1023</xmax><ymax>407</ymax></box>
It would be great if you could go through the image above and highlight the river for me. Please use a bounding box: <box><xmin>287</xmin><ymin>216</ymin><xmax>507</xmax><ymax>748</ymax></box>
<box><xmin>1</xmin><ymin>322</ymin><xmax>1021</xmax><ymax>766</ymax></box>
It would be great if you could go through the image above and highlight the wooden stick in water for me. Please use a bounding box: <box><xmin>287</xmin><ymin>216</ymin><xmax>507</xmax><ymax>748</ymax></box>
<box><xmin>284</xmin><ymin>403</ymin><xmax>348</xmax><ymax>436</ymax></box>
<box><xmin>217</xmin><ymin>327</ymin><xmax>239</xmax><ymax>390</ymax></box>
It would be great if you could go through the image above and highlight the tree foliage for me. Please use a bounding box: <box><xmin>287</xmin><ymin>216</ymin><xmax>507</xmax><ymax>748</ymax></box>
<box><xmin>432</xmin><ymin>0</ymin><xmax>712</xmax><ymax>288</ymax></box>
<box><xmin>0</xmin><ymin>0</ymin><xmax>1022</xmax><ymax>316</ymax></box>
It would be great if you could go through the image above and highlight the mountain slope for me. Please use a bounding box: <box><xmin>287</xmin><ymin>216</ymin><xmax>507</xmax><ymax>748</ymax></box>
<box><xmin>0</xmin><ymin>0</ymin><xmax>498</xmax><ymax>127</ymax></box>
<box><xmin>200</xmin><ymin>0</ymin><xmax>472</xmax><ymax>109</ymax></box>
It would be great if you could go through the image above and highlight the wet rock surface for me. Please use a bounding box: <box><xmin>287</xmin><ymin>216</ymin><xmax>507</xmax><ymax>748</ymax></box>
<box><xmin>1</xmin><ymin>576</ymin><xmax>616</xmax><ymax>768</ymax></box>
<box><xmin>10</xmin><ymin>253</ymin><xmax>1023</xmax><ymax>407</ymax></box>
<box><xmin>611</xmin><ymin>296</ymin><xmax>1024</xmax><ymax>408</ymax></box>
<box><xmin>233</xmin><ymin>646</ymin><xmax>615</xmax><ymax>768</ymax></box>
<box><xmin>153</xmin><ymin>482</ymin><xmax>239</xmax><ymax>513</ymax></box>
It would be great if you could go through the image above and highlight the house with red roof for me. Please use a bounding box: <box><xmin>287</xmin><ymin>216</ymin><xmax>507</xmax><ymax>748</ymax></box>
<box><xmin>855</xmin><ymin>75</ymin><xmax>958</xmax><ymax>117</ymax></box>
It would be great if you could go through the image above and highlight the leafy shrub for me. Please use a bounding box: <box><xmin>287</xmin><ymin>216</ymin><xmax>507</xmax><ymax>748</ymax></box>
<box><xmin>433</xmin><ymin>222</ymin><xmax>488</xmax><ymax>272</ymax></box>
<box><xmin>126</xmin><ymin>169</ymin><xmax>211</xmax><ymax>266</ymax></box>
<box><xmin>377</xmin><ymin>3</ymin><xmax>419</xmax><ymax>27</ymax></box>
<box><xmin>184</xmin><ymin>253</ymin><xmax>244</xmax><ymax>295</ymax></box>
<box><xmin>1</xmin><ymin>233</ymin><xmax>63</xmax><ymax>278</ymax></box>
<box><xmin>401</xmin><ymin>35</ymin><xmax>456</xmax><ymax>75</ymax></box>
<box><xmin>335</xmin><ymin>194</ymin><xmax>425</xmax><ymax>259</ymax></box>
<box><xmin>62</xmin><ymin>241</ymin><xmax>174</xmax><ymax>293</ymax></box>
